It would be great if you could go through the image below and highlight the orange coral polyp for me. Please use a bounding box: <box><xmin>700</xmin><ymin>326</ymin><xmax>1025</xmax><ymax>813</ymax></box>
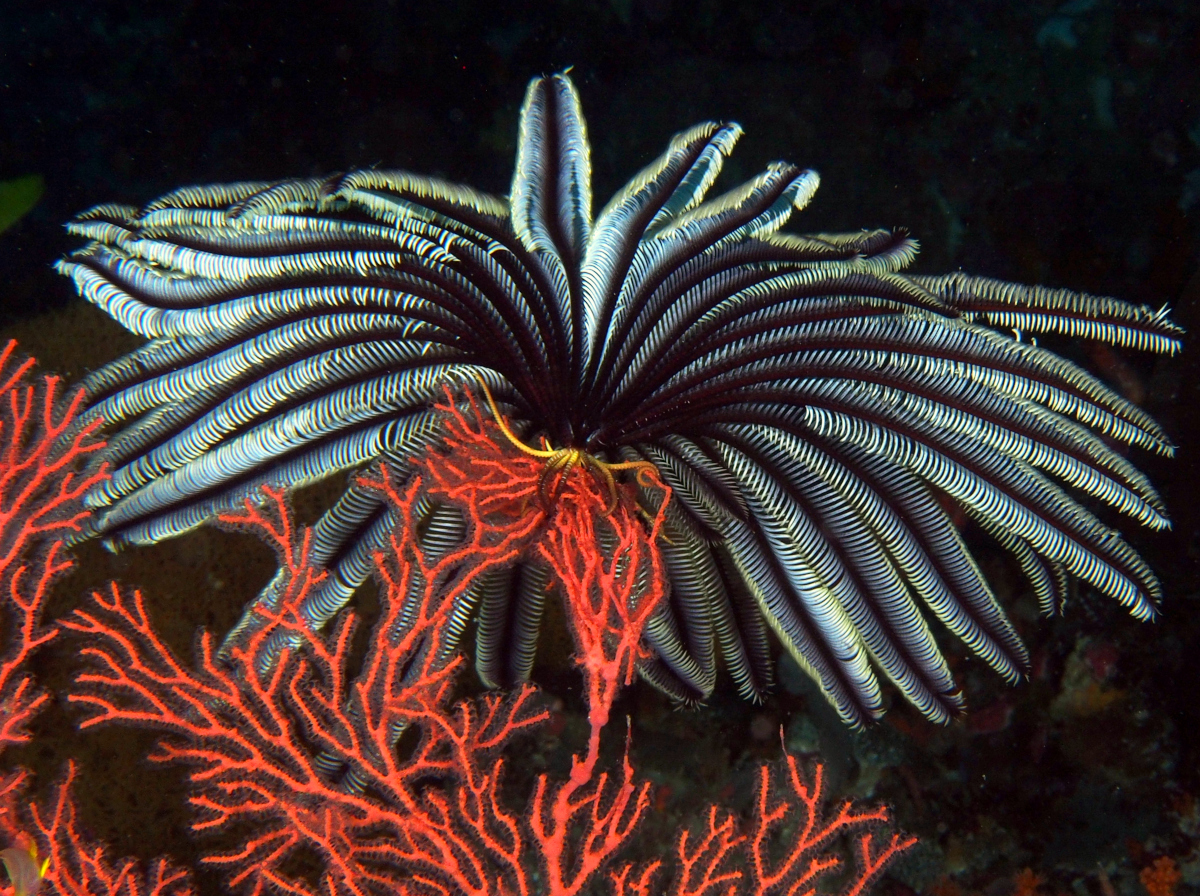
<box><xmin>1140</xmin><ymin>857</ymin><xmax>1182</xmax><ymax>896</ymax></box>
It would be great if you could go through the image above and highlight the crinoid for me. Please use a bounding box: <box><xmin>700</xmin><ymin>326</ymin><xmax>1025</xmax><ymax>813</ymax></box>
<box><xmin>58</xmin><ymin>72</ymin><xmax>1180</xmax><ymax>725</ymax></box>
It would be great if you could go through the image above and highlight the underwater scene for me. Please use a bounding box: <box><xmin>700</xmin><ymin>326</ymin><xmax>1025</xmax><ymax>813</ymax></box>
<box><xmin>0</xmin><ymin>2</ymin><xmax>1198</xmax><ymax>896</ymax></box>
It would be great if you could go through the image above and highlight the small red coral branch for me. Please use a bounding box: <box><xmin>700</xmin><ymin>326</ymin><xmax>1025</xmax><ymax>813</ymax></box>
<box><xmin>0</xmin><ymin>340</ymin><xmax>106</xmax><ymax>573</ymax></box>
<box><xmin>27</xmin><ymin>764</ymin><xmax>192</xmax><ymax>896</ymax></box>
<box><xmin>0</xmin><ymin>539</ymin><xmax>69</xmax><ymax>750</ymax></box>
<box><xmin>535</xmin><ymin>468</ymin><xmax>668</xmax><ymax>752</ymax></box>
<box><xmin>403</xmin><ymin>392</ymin><xmax>675</xmax><ymax>895</ymax></box>
<box><xmin>0</xmin><ymin>768</ymin><xmax>33</xmax><ymax>855</ymax></box>
<box><xmin>0</xmin><ymin>338</ymin><xmax>107</xmax><ymax>748</ymax></box>
<box><xmin>417</xmin><ymin>390</ymin><xmax>671</xmax><ymax>758</ymax></box>
<box><xmin>609</xmin><ymin>747</ymin><xmax>916</xmax><ymax>896</ymax></box>
<box><xmin>747</xmin><ymin>752</ymin><xmax>916</xmax><ymax>896</ymax></box>
<box><xmin>0</xmin><ymin>765</ymin><xmax>193</xmax><ymax>896</ymax></box>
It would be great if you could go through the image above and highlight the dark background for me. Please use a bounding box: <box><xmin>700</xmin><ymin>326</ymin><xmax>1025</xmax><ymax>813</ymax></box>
<box><xmin>2</xmin><ymin>1</ymin><xmax>1199</xmax><ymax>894</ymax></box>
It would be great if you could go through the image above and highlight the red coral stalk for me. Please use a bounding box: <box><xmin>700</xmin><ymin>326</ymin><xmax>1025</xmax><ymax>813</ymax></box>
<box><xmin>534</xmin><ymin>469</ymin><xmax>668</xmax><ymax>759</ymax></box>
<box><xmin>399</xmin><ymin>392</ymin><xmax>674</xmax><ymax>894</ymax></box>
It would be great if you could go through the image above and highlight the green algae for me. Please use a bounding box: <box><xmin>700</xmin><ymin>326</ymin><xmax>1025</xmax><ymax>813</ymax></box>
<box><xmin>0</xmin><ymin>175</ymin><xmax>44</xmax><ymax>235</ymax></box>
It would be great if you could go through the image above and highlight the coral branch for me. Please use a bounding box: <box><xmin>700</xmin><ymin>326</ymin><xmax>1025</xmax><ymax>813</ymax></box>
<box><xmin>417</xmin><ymin>389</ymin><xmax>672</xmax><ymax>761</ymax></box>
<box><xmin>64</xmin><ymin>457</ymin><xmax>913</xmax><ymax>896</ymax></box>
<box><xmin>0</xmin><ymin>338</ymin><xmax>107</xmax><ymax>747</ymax></box>
<box><xmin>659</xmin><ymin>749</ymin><xmax>915</xmax><ymax>896</ymax></box>
<box><xmin>28</xmin><ymin>764</ymin><xmax>193</xmax><ymax>896</ymax></box>
<box><xmin>744</xmin><ymin>750</ymin><xmax>917</xmax><ymax>896</ymax></box>
<box><xmin>0</xmin><ymin>340</ymin><xmax>107</xmax><ymax>573</ymax></box>
<box><xmin>528</xmin><ymin>729</ymin><xmax>652</xmax><ymax>896</ymax></box>
<box><xmin>668</xmin><ymin>807</ymin><xmax>745</xmax><ymax>896</ymax></box>
<box><xmin>66</xmin><ymin>482</ymin><xmax>553</xmax><ymax>896</ymax></box>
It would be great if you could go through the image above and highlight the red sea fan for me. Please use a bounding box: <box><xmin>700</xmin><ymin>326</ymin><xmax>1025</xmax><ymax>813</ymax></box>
<box><xmin>63</xmin><ymin>396</ymin><xmax>915</xmax><ymax>896</ymax></box>
<box><xmin>0</xmin><ymin>341</ymin><xmax>913</xmax><ymax>896</ymax></box>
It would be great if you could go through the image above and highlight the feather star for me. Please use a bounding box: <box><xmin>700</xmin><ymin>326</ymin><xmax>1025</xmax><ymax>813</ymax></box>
<box><xmin>57</xmin><ymin>73</ymin><xmax>1180</xmax><ymax>726</ymax></box>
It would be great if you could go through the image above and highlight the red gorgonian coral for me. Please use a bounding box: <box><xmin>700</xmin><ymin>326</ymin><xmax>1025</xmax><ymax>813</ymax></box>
<box><xmin>60</xmin><ymin>393</ymin><xmax>916</xmax><ymax>896</ymax></box>
<box><xmin>0</xmin><ymin>347</ymin><xmax>914</xmax><ymax>896</ymax></box>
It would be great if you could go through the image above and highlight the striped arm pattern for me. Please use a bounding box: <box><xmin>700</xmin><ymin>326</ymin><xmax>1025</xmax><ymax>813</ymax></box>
<box><xmin>58</xmin><ymin>73</ymin><xmax>1180</xmax><ymax>726</ymax></box>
